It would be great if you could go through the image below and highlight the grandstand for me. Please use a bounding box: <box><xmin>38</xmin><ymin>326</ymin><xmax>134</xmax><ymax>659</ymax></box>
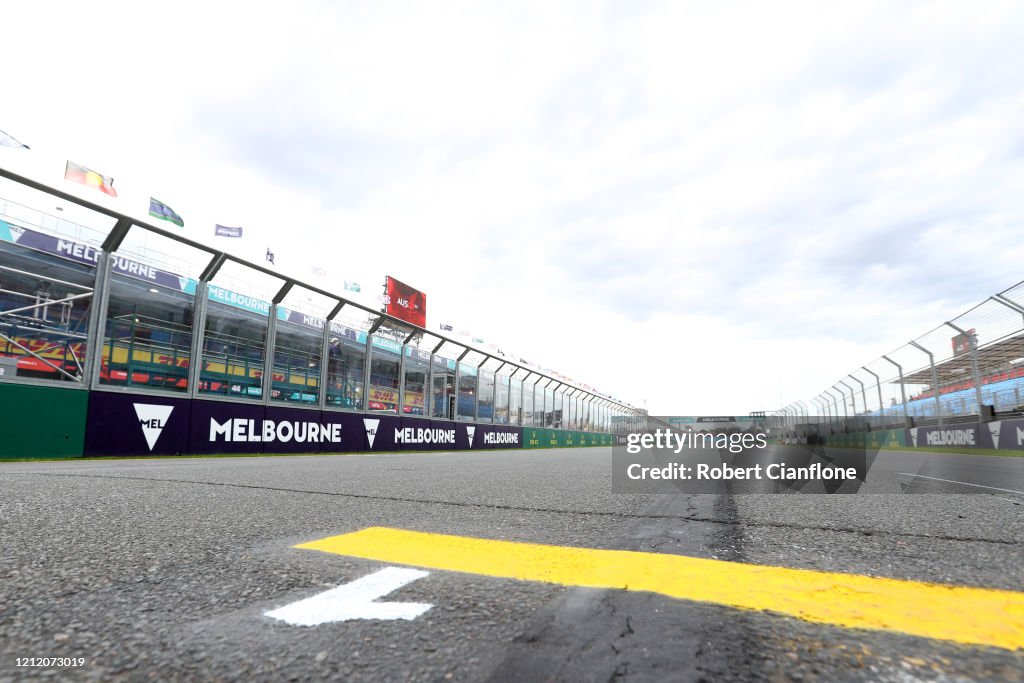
<box><xmin>0</xmin><ymin>165</ymin><xmax>643</xmax><ymax>458</ymax></box>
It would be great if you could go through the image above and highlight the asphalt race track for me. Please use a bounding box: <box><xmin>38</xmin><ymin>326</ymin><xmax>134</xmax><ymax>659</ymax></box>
<box><xmin>1</xmin><ymin>447</ymin><xmax>1022</xmax><ymax>682</ymax></box>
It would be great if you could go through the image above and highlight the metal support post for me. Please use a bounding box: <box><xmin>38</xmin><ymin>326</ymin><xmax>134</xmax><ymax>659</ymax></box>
<box><xmin>262</xmin><ymin>305</ymin><xmax>279</xmax><ymax>405</ymax></box>
<box><xmin>908</xmin><ymin>340</ymin><xmax>942</xmax><ymax>424</ymax></box>
<box><xmin>838</xmin><ymin>379</ymin><xmax>856</xmax><ymax>416</ymax></box>
<box><xmin>881</xmin><ymin>355</ymin><xmax>910</xmax><ymax>426</ymax></box>
<box><xmin>861</xmin><ymin>366</ymin><xmax>883</xmax><ymax>422</ymax></box>
<box><xmin>945</xmin><ymin>322</ymin><xmax>985</xmax><ymax>418</ymax></box>
<box><xmin>85</xmin><ymin>251</ymin><xmax>113</xmax><ymax>389</ymax></box>
<box><xmin>187</xmin><ymin>281</ymin><xmax>210</xmax><ymax>397</ymax></box>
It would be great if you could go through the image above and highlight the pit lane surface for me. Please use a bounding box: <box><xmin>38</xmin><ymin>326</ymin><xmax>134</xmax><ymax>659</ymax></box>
<box><xmin>1</xmin><ymin>448</ymin><xmax>1021</xmax><ymax>682</ymax></box>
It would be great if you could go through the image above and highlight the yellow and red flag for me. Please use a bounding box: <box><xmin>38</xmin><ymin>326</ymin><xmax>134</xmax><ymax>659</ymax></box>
<box><xmin>64</xmin><ymin>160</ymin><xmax>117</xmax><ymax>197</ymax></box>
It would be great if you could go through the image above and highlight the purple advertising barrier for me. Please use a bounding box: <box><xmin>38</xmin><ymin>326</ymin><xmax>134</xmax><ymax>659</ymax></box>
<box><xmin>189</xmin><ymin>399</ymin><xmax>267</xmax><ymax>454</ymax></box>
<box><xmin>84</xmin><ymin>391</ymin><xmax>191</xmax><ymax>457</ymax></box>
<box><xmin>452</xmin><ymin>421</ymin><xmax>475</xmax><ymax>450</ymax></box>
<box><xmin>316</xmin><ymin>410</ymin><xmax>372</xmax><ymax>454</ymax></box>
<box><xmin>359</xmin><ymin>413</ymin><xmax>402</xmax><ymax>452</ymax></box>
<box><xmin>428</xmin><ymin>419</ymin><xmax>459</xmax><ymax>452</ymax></box>
<box><xmin>398</xmin><ymin>416</ymin><xmax>453</xmax><ymax>452</ymax></box>
<box><xmin>257</xmin><ymin>404</ymin><xmax>342</xmax><ymax>454</ymax></box>
<box><xmin>906</xmin><ymin>424</ymin><xmax>981</xmax><ymax>450</ymax></box>
<box><xmin>977</xmin><ymin>418</ymin><xmax>1024</xmax><ymax>450</ymax></box>
<box><xmin>473</xmin><ymin>424</ymin><xmax>524</xmax><ymax>450</ymax></box>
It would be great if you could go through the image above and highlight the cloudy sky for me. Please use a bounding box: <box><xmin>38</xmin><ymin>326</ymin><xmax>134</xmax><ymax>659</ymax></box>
<box><xmin>3</xmin><ymin>0</ymin><xmax>1024</xmax><ymax>415</ymax></box>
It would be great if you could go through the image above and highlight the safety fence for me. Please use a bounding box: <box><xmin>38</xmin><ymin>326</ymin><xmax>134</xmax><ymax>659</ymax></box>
<box><xmin>775</xmin><ymin>280</ymin><xmax>1024</xmax><ymax>447</ymax></box>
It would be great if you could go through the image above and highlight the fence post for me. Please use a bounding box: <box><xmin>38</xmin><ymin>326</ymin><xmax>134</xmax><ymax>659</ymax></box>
<box><xmin>881</xmin><ymin>355</ymin><xmax>910</xmax><ymax>426</ymax></box>
<box><xmin>861</xmin><ymin>366</ymin><xmax>883</xmax><ymax>423</ymax></box>
<box><xmin>908</xmin><ymin>341</ymin><xmax>942</xmax><ymax>425</ymax></box>
<box><xmin>945</xmin><ymin>321</ymin><xmax>985</xmax><ymax>419</ymax></box>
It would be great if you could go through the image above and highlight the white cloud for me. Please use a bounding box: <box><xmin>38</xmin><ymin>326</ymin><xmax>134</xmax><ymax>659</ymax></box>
<box><xmin>3</xmin><ymin>0</ymin><xmax>1024</xmax><ymax>414</ymax></box>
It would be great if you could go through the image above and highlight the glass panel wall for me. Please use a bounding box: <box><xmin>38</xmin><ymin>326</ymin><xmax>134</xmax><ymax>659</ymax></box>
<box><xmin>200</xmin><ymin>261</ymin><xmax>279</xmax><ymax>399</ymax></box>
<box><xmin>431</xmin><ymin>356</ymin><xmax>455</xmax><ymax>418</ymax></box>
<box><xmin>199</xmin><ymin>299</ymin><xmax>268</xmax><ymax>399</ymax></box>
<box><xmin>508</xmin><ymin>376</ymin><xmax>521</xmax><ymax>425</ymax></box>
<box><xmin>457</xmin><ymin>363</ymin><xmax>477</xmax><ymax>421</ymax></box>
<box><xmin>521</xmin><ymin>379</ymin><xmax>535</xmax><ymax>426</ymax></box>
<box><xmin>101</xmin><ymin>275</ymin><xmax>193</xmax><ymax>392</ymax></box>
<box><xmin>543</xmin><ymin>384</ymin><xmax>554</xmax><ymax>427</ymax></box>
<box><xmin>0</xmin><ymin>239</ymin><xmax>95</xmax><ymax>384</ymax></box>
<box><xmin>478</xmin><ymin>369</ymin><xmax>494</xmax><ymax>422</ymax></box>
<box><xmin>326</xmin><ymin>325</ymin><xmax>365</xmax><ymax>409</ymax></box>
<box><xmin>368</xmin><ymin>336</ymin><xmax>400</xmax><ymax>413</ymax></box>
<box><xmin>270</xmin><ymin>317</ymin><xmax>321</xmax><ymax>404</ymax></box>
<box><xmin>493</xmin><ymin>373</ymin><xmax>509</xmax><ymax>424</ymax></box>
<box><xmin>402</xmin><ymin>349</ymin><xmax>429</xmax><ymax>415</ymax></box>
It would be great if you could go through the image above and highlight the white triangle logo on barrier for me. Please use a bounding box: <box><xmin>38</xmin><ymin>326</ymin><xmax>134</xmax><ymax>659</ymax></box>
<box><xmin>364</xmin><ymin>418</ymin><xmax>380</xmax><ymax>449</ymax></box>
<box><xmin>909</xmin><ymin>428</ymin><xmax>919</xmax><ymax>447</ymax></box>
<box><xmin>466</xmin><ymin>426</ymin><xmax>476</xmax><ymax>448</ymax></box>
<box><xmin>987</xmin><ymin>421</ymin><xmax>1001</xmax><ymax>449</ymax></box>
<box><xmin>134</xmin><ymin>404</ymin><xmax>174</xmax><ymax>451</ymax></box>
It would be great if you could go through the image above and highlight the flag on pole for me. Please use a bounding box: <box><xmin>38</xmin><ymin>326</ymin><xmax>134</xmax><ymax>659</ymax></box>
<box><xmin>64</xmin><ymin>161</ymin><xmax>117</xmax><ymax>197</ymax></box>
<box><xmin>148</xmin><ymin>197</ymin><xmax>184</xmax><ymax>227</ymax></box>
<box><xmin>266</xmin><ymin>248</ymin><xmax>275</xmax><ymax>265</ymax></box>
<box><xmin>214</xmin><ymin>224</ymin><xmax>243</xmax><ymax>238</ymax></box>
<box><xmin>0</xmin><ymin>129</ymin><xmax>29</xmax><ymax>149</ymax></box>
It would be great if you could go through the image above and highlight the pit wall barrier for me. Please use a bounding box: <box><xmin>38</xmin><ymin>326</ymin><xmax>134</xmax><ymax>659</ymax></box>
<box><xmin>826</xmin><ymin>429</ymin><xmax>906</xmax><ymax>450</ymax></box>
<box><xmin>0</xmin><ymin>383</ymin><xmax>88</xmax><ymax>458</ymax></box>
<box><xmin>824</xmin><ymin>421</ymin><xmax>1024</xmax><ymax>451</ymax></box>
<box><xmin>0</xmin><ymin>388</ymin><xmax>616</xmax><ymax>459</ymax></box>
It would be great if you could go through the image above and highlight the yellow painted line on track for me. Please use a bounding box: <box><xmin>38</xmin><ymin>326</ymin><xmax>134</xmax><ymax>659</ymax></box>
<box><xmin>297</xmin><ymin>527</ymin><xmax>1024</xmax><ymax>651</ymax></box>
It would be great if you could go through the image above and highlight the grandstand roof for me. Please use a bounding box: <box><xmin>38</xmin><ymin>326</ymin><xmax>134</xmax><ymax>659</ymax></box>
<box><xmin>900</xmin><ymin>333</ymin><xmax>1024</xmax><ymax>388</ymax></box>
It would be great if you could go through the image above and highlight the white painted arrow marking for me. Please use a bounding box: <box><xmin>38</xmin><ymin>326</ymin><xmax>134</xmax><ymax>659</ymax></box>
<box><xmin>264</xmin><ymin>566</ymin><xmax>432</xmax><ymax>626</ymax></box>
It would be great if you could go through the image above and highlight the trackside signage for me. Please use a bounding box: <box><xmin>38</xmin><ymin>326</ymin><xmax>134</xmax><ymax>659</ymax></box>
<box><xmin>84</xmin><ymin>392</ymin><xmax>191</xmax><ymax>456</ymax></box>
<box><xmin>907</xmin><ymin>425</ymin><xmax>979</xmax><ymax>449</ymax></box>
<box><xmin>394</xmin><ymin>424</ymin><xmax>455</xmax><ymax>446</ymax></box>
<box><xmin>188</xmin><ymin>403</ymin><xmax>349</xmax><ymax>454</ymax></box>
<box><xmin>208</xmin><ymin>417</ymin><xmax>341</xmax><ymax>443</ymax></box>
<box><xmin>80</xmin><ymin>395</ymin><xmax>606</xmax><ymax>457</ymax></box>
<box><xmin>472</xmin><ymin>424</ymin><xmax>523</xmax><ymax>450</ymax></box>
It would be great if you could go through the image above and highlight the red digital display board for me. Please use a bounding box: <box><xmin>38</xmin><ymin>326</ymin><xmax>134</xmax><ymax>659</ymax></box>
<box><xmin>384</xmin><ymin>276</ymin><xmax>427</xmax><ymax>327</ymax></box>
